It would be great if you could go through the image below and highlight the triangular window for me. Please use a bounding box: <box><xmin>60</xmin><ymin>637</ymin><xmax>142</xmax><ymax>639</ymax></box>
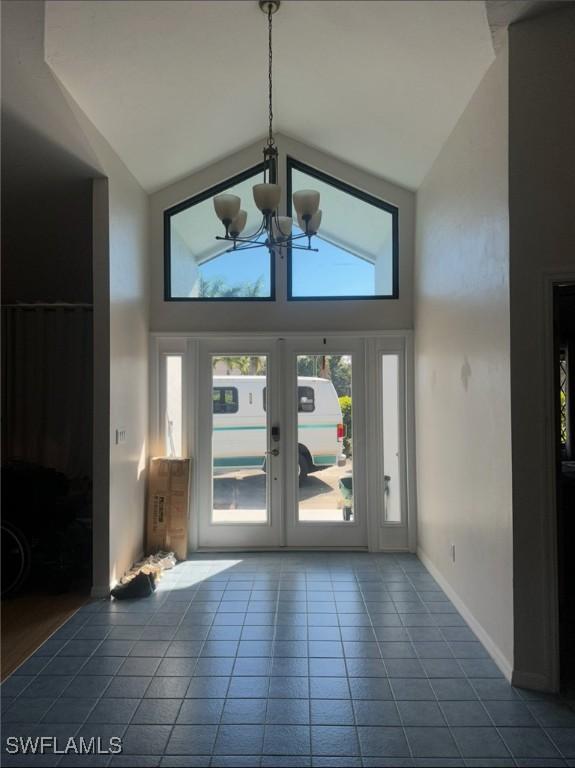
<box><xmin>165</xmin><ymin>165</ymin><xmax>273</xmax><ymax>300</ymax></box>
<box><xmin>287</xmin><ymin>158</ymin><xmax>398</xmax><ymax>300</ymax></box>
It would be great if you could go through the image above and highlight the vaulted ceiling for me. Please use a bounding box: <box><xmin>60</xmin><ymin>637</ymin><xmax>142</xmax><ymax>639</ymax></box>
<box><xmin>45</xmin><ymin>0</ymin><xmax>495</xmax><ymax>193</ymax></box>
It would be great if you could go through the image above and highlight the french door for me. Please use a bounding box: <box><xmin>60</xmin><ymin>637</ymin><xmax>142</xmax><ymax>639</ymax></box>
<box><xmin>197</xmin><ymin>338</ymin><xmax>282</xmax><ymax>547</ymax></box>
<box><xmin>195</xmin><ymin>336</ymin><xmax>367</xmax><ymax>548</ymax></box>
<box><xmin>282</xmin><ymin>337</ymin><xmax>368</xmax><ymax>547</ymax></box>
<box><xmin>153</xmin><ymin>333</ymin><xmax>413</xmax><ymax>552</ymax></box>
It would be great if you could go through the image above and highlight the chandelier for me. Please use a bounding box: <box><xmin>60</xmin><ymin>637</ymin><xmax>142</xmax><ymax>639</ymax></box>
<box><xmin>213</xmin><ymin>0</ymin><xmax>321</xmax><ymax>256</ymax></box>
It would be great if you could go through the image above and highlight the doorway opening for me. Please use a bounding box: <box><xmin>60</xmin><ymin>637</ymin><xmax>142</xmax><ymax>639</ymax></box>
<box><xmin>555</xmin><ymin>283</ymin><xmax>575</xmax><ymax>693</ymax></box>
<box><xmin>154</xmin><ymin>334</ymin><xmax>413</xmax><ymax>553</ymax></box>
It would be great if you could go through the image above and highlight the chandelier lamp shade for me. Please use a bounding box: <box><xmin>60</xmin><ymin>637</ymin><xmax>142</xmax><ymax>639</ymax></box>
<box><xmin>213</xmin><ymin>0</ymin><xmax>321</xmax><ymax>255</ymax></box>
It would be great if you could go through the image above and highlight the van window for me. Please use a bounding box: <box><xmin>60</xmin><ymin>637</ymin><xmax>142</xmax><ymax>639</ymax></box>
<box><xmin>213</xmin><ymin>387</ymin><xmax>239</xmax><ymax>414</ymax></box>
<box><xmin>298</xmin><ymin>386</ymin><xmax>315</xmax><ymax>412</ymax></box>
<box><xmin>263</xmin><ymin>386</ymin><xmax>315</xmax><ymax>413</ymax></box>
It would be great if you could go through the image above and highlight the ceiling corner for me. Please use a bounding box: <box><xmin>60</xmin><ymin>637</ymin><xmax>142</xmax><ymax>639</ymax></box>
<box><xmin>485</xmin><ymin>0</ymin><xmax>574</xmax><ymax>53</ymax></box>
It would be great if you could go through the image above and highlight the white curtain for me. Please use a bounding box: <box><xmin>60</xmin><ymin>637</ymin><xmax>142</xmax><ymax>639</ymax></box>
<box><xmin>2</xmin><ymin>305</ymin><xmax>93</xmax><ymax>479</ymax></box>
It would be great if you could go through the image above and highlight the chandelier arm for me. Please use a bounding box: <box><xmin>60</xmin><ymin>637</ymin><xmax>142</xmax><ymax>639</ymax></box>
<box><xmin>218</xmin><ymin>238</ymin><xmax>318</xmax><ymax>254</ymax></box>
<box><xmin>217</xmin><ymin>235</ymin><xmax>265</xmax><ymax>248</ymax></box>
<box><xmin>261</xmin><ymin>214</ymin><xmax>271</xmax><ymax>236</ymax></box>
<box><xmin>240</xmin><ymin>216</ymin><xmax>268</xmax><ymax>241</ymax></box>
<box><xmin>217</xmin><ymin>219</ymin><xmax>270</xmax><ymax>246</ymax></box>
<box><xmin>228</xmin><ymin>233</ymin><xmax>267</xmax><ymax>245</ymax></box>
<box><xmin>291</xmin><ymin>244</ymin><xmax>319</xmax><ymax>252</ymax></box>
<box><xmin>215</xmin><ymin>213</ymin><xmax>269</xmax><ymax>243</ymax></box>
<box><xmin>223</xmin><ymin>241</ymin><xmax>272</xmax><ymax>253</ymax></box>
<box><xmin>217</xmin><ymin>226</ymin><xmax>316</xmax><ymax>250</ymax></box>
<box><xmin>288</xmin><ymin>231</ymin><xmax>312</xmax><ymax>242</ymax></box>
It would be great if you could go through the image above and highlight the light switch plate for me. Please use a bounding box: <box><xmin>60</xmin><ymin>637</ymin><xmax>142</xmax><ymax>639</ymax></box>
<box><xmin>115</xmin><ymin>427</ymin><xmax>127</xmax><ymax>445</ymax></box>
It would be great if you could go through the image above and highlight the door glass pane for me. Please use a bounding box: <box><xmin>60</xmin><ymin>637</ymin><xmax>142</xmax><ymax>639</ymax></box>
<box><xmin>382</xmin><ymin>354</ymin><xmax>401</xmax><ymax>522</ymax></box>
<box><xmin>296</xmin><ymin>355</ymin><xmax>352</xmax><ymax>522</ymax></box>
<box><xmin>165</xmin><ymin>355</ymin><xmax>182</xmax><ymax>457</ymax></box>
<box><xmin>211</xmin><ymin>355</ymin><xmax>268</xmax><ymax>524</ymax></box>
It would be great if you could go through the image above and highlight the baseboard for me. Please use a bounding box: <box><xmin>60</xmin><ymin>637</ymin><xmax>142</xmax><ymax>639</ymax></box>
<box><xmin>193</xmin><ymin>546</ymin><xmax>370</xmax><ymax>553</ymax></box>
<box><xmin>417</xmin><ymin>546</ymin><xmax>513</xmax><ymax>683</ymax></box>
<box><xmin>191</xmin><ymin>547</ymin><xmax>411</xmax><ymax>553</ymax></box>
<box><xmin>512</xmin><ymin>669</ymin><xmax>555</xmax><ymax>692</ymax></box>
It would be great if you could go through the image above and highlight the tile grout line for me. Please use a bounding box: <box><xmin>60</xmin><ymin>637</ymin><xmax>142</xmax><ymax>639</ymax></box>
<box><xmin>359</xmin><ymin>555</ymin><xmax>415</xmax><ymax>764</ymax></box>
<box><xmin>193</xmin><ymin>562</ymin><xmax>236</xmax><ymax>760</ymax></box>
<box><xmin>403</xmin><ymin>563</ymin><xmax>469</xmax><ymax>765</ymax></box>
<box><xmin>381</xmin><ymin>558</ymin><xmax>420</xmax><ymax>765</ymax></box>
<box><xmin>121</xmin><ymin>568</ymin><xmax>203</xmax><ymax>759</ymax></box>
<box><xmin>15</xmin><ymin>606</ymin><xmax>110</xmax><ymax>739</ymax></box>
<box><xmin>3</xmin><ymin>553</ymin><xmax>575</xmax><ymax>766</ymax></box>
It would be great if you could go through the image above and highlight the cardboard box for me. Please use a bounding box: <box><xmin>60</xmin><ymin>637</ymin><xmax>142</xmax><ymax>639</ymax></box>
<box><xmin>146</xmin><ymin>457</ymin><xmax>190</xmax><ymax>561</ymax></box>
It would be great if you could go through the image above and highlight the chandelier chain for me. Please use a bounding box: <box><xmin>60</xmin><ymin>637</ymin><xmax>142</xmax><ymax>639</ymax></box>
<box><xmin>267</xmin><ymin>5</ymin><xmax>274</xmax><ymax>148</ymax></box>
<box><xmin>212</xmin><ymin>1</ymin><xmax>320</xmax><ymax>258</ymax></box>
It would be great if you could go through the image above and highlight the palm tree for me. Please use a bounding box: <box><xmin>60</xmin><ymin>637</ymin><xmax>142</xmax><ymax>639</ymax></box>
<box><xmin>213</xmin><ymin>356</ymin><xmax>251</xmax><ymax>374</ymax></box>
<box><xmin>198</xmin><ymin>275</ymin><xmax>265</xmax><ymax>298</ymax></box>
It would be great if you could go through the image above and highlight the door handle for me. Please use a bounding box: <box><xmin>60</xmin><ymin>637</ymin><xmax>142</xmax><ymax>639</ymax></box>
<box><xmin>266</xmin><ymin>448</ymin><xmax>279</xmax><ymax>457</ymax></box>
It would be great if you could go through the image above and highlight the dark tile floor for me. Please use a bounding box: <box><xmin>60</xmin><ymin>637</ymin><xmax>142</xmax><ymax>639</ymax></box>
<box><xmin>2</xmin><ymin>552</ymin><xmax>575</xmax><ymax>767</ymax></box>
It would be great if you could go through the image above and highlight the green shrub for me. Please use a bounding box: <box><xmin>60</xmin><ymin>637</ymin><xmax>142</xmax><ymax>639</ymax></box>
<box><xmin>339</xmin><ymin>395</ymin><xmax>352</xmax><ymax>457</ymax></box>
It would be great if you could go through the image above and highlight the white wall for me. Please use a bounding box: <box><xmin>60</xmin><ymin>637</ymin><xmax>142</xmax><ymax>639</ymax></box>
<box><xmin>415</xmin><ymin>47</ymin><xmax>514</xmax><ymax>676</ymax></box>
<box><xmin>1</xmin><ymin>1</ymin><xmax>96</xmax><ymax>303</ymax></box>
<box><xmin>150</xmin><ymin>134</ymin><xmax>415</xmax><ymax>333</ymax></box>
<box><xmin>62</xmin><ymin>81</ymin><xmax>150</xmax><ymax>594</ymax></box>
<box><xmin>509</xmin><ymin>6</ymin><xmax>575</xmax><ymax>691</ymax></box>
<box><xmin>2</xmin><ymin>0</ymin><xmax>150</xmax><ymax>594</ymax></box>
<box><xmin>171</xmin><ymin>229</ymin><xmax>199</xmax><ymax>299</ymax></box>
<box><xmin>374</xmin><ymin>233</ymin><xmax>394</xmax><ymax>297</ymax></box>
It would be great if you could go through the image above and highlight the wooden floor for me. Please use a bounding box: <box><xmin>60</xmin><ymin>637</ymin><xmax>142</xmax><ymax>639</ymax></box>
<box><xmin>1</xmin><ymin>588</ymin><xmax>91</xmax><ymax>680</ymax></box>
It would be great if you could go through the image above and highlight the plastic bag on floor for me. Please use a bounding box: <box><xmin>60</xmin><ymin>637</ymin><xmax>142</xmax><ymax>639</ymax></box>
<box><xmin>113</xmin><ymin>550</ymin><xmax>177</xmax><ymax>598</ymax></box>
<box><xmin>111</xmin><ymin>572</ymin><xmax>155</xmax><ymax>600</ymax></box>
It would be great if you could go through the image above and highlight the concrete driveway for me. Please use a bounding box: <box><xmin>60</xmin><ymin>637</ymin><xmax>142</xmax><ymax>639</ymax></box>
<box><xmin>213</xmin><ymin>459</ymin><xmax>354</xmax><ymax>523</ymax></box>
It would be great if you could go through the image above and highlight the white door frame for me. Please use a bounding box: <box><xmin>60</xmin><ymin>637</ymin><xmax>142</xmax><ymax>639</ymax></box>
<box><xmin>150</xmin><ymin>330</ymin><xmax>416</xmax><ymax>552</ymax></box>
<box><xmin>197</xmin><ymin>337</ymin><xmax>282</xmax><ymax>548</ymax></box>
<box><xmin>282</xmin><ymin>336</ymin><xmax>367</xmax><ymax>548</ymax></box>
<box><xmin>365</xmin><ymin>335</ymin><xmax>417</xmax><ymax>552</ymax></box>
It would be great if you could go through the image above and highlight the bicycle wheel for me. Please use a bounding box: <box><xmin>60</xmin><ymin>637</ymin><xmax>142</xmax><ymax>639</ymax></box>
<box><xmin>1</xmin><ymin>521</ymin><xmax>32</xmax><ymax>597</ymax></box>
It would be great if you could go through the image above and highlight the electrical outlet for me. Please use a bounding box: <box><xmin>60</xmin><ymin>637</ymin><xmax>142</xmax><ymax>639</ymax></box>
<box><xmin>115</xmin><ymin>428</ymin><xmax>127</xmax><ymax>445</ymax></box>
<box><xmin>450</xmin><ymin>543</ymin><xmax>456</xmax><ymax>563</ymax></box>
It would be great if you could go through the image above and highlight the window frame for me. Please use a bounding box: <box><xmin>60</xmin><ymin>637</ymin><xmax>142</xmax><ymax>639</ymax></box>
<box><xmin>286</xmin><ymin>156</ymin><xmax>400</xmax><ymax>301</ymax></box>
<box><xmin>164</xmin><ymin>163</ymin><xmax>275</xmax><ymax>302</ymax></box>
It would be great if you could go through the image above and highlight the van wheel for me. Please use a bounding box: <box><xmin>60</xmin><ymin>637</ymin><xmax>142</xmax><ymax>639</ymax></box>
<box><xmin>298</xmin><ymin>453</ymin><xmax>310</xmax><ymax>486</ymax></box>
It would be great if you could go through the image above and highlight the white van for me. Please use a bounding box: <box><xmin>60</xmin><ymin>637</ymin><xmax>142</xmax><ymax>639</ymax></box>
<box><xmin>212</xmin><ymin>376</ymin><xmax>345</xmax><ymax>481</ymax></box>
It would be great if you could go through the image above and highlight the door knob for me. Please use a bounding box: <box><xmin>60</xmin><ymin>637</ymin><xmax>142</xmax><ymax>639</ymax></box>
<box><xmin>266</xmin><ymin>448</ymin><xmax>279</xmax><ymax>456</ymax></box>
